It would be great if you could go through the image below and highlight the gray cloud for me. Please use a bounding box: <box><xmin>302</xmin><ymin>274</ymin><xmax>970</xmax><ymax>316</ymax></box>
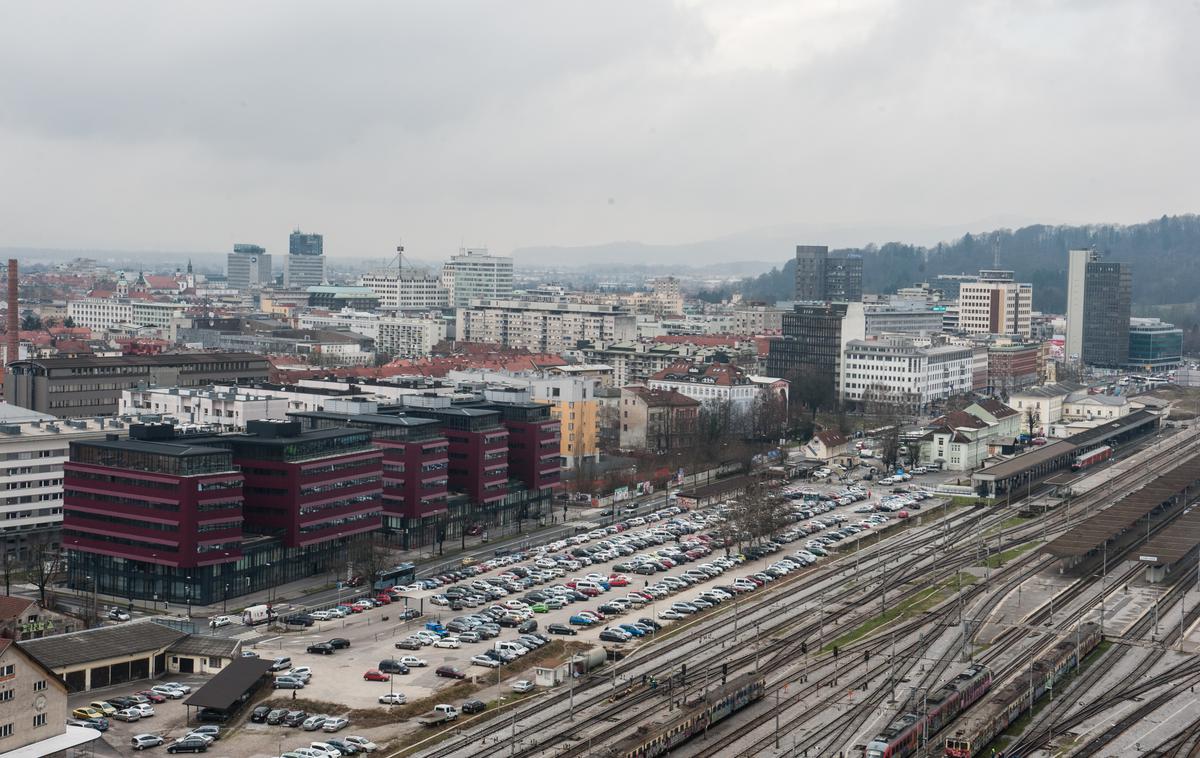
<box><xmin>0</xmin><ymin>1</ymin><xmax>1197</xmax><ymax>261</ymax></box>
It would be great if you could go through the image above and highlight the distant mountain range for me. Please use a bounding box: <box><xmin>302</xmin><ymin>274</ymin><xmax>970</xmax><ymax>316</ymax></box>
<box><xmin>509</xmin><ymin>215</ymin><xmax>1048</xmax><ymax>269</ymax></box>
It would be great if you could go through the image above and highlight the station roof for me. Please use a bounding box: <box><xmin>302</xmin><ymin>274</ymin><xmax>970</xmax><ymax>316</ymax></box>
<box><xmin>183</xmin><ymin>657</ymin><xmax>273</xmax><ymax>711</ymax></box>
<box><xmin>1136</xmin><ymin>505</ymin><xmax>1200</xmax><ymax>566</ymax></box>
<box><xmin>972</xmin><ymin>440</ymin><xmax>1077</xmax><ymax>482</ymax></box>
<box><xmin>1066</xmin><ymin>410</ymin><xmax>1160</xmax><ymax>449</ymax></box>
<box><xmin>1041</xmin><ymin>452</ymin><xmax>1200</xmax><ymax>559</ymax></box>
<box><xmin>20</xmin><ymin>620</ymin><xmax>186</xmax><ymax>670</ymax></box>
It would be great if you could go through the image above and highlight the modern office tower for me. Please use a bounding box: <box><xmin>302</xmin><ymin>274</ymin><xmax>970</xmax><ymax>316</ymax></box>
<box><xmin>284</xmin><ymin>229</ymin><xmax>326</xmax><ymax>288</ymax></box>
<box><xmin>793</xmin><ymin>245</ymin><xmax>863</xmax><ymax>302</ymax></box>
<box><xmin>766</xmin><ymin>302</ymin><xmax>865</xmax><ymax>404</ymax></box>
<box><xmin>226</xmin><ymin>244</ymin><xmax>272</xmax><ymax>290</ymax></box>
<box><xmin>1066</xmin><ymin>249</ymin><xmax>1132</xmax><ymax>368</ymax></box>
<box><xmin>957</xmin><ymin>270</ymin><xmax>1033</xmax><ymax>340</ymax></box>
<box><xmin>442</xmin><ymin>248</ymin><xmax>513</xmax><ymax>308</ymax></box>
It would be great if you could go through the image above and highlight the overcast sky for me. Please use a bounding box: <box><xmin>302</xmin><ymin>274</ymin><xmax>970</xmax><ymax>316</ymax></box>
<box><xmin>2</xmin><ymin>1</ymin><xmax>1197</xmax><ymax>262</ymax></box>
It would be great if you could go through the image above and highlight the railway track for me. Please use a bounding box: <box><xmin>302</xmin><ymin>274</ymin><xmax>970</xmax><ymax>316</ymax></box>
<box><xmin>409</xmin><ymin>429</ymin><xmax>1200</xmax><ymax>758</ymax></box>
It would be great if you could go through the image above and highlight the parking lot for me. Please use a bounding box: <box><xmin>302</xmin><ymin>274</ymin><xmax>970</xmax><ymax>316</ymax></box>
<box><xmin>82</xmin><ymin>467</ymin><xmax>947</xmax><ymax>756</ymax></box>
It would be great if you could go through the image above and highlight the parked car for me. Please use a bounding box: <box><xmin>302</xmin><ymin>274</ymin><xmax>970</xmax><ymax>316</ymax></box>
<box><xmin>166</xmin><ymin>736</ymin><xmax>209</xmax><ymax>754</ymax></box>
<box><xmin>131</xmin><ymin>734</ymin><xmax>165</xmax><ymax>750</ymax></box>
<box><xmin>547</xmin><ymin>623</ymin><xmax>578</xmax><ymax>636</ymax></box>
<box><xmin>189</xmin><ymin>726</ymin><xmax>220</xmax><ymax>741</ymax></box>
<box><xmin>461</xmin><ymin>699</ymin><xmax>487</xmax><ymax>715</ymax></box>
<box><xmin>302</xmin><ymin>715</ymin><xmax>328</xmax><ymax>731</ymax></box>
<box><xmin>112</xmin><ymin>708</ymin><xmax>141</xmax><ymax>722</ymax></box>
<box><xmin>511</xmin><ymin>680</ymin><xmax>534</xmax><ymax>693</ymax></box>
<box><xmin>435</xmin><ymin>665</ymin><xmax>466</xmax><ymax>679</ymax></box>
<box><xmin>378</xmin><ymin>693</ymin><xmax>406</xmax><ymax>705</ymax></box>
<box><xmin>362</xmin><ymin>669</ymin><xmax>391</xmax><ymax>682</ymax></box>
<box><xmin>267</xmin><ymin>708</ymin><xmax>288</xmax><ymax>725</ymax></box>
<box><xmin>283</xmin><ymin>710</ymin><xmax>309</xmax><ymax>727</ymax></box>
<box><xmin>307</xmin><ymin>643</ymin><xmax>335</xmax><ymax>655</ymax></box>
<box><xmin>327</xmin><ymin>638</ymin><xmax>352</xmax><ymax>650</ymax></box>
<box><xmin>274</xmin><ymin>676</ymin><xmax>306</xmax><ymax>690</ymax></box>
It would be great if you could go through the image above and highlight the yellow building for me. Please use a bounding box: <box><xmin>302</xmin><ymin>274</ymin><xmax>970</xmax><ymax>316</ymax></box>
<box><xmin>530</xmin><ymin>376</ymin><xmax>601</xmax><ymax>468</ymax></box>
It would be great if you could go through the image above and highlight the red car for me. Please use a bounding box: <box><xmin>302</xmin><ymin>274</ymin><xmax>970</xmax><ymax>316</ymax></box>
<box><xmin>375</xmin><ymin>594</ymin><xmax>392</xmax><ymax>604</ymax></box>
<box><xmin>607</xmin><ymin>575</ymin><xmax>629</xmax><ymax>587</ymax></box>
<box><xmin>363</xmin><ymin>669</ymin><xmax>391</xmax><ymax>682</ymax></box>
<box><xmin>137</xmin><ymin>690</ymin><xmax>167</xmax><ymax>703</ymax></box>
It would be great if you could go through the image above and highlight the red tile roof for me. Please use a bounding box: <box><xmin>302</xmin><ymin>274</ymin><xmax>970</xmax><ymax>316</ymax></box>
<box><xmin>624</xmin><ymin>386</ymin><xmax>701</xmax><ymax>408</ymax></box>
<box><xmin>814</xmin><ymin>430</ymin><xmax>849</xmax><ymax>448</ymax></box>
<box><xmin>0</xmin><ymin>596</ymin><xmax>35</xmax><ymax>621</ymax></box>
<box><xmin>651</xmin><ymin>361</ymin><xmax>748</xmax><ymax>386</ymax></box>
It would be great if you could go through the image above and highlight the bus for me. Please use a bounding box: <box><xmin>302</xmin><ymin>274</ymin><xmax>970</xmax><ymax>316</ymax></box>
<box><xmin>372</xmin><ymin>562</ymin><xmax>416</xmax><ymax>591</ymax></box>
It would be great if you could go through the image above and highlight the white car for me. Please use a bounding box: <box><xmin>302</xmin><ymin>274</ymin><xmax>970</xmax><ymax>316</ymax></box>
<box><xmin>132</xmin><ymin>703</ymin><xmax>155</xmax><ymax>718</ymax></box>
<box><xmin>209</xmin><ymin>615</ymin><xmax>232</xmax><ymax>628</ymax></box>
<box><xmin>345</xmin><ymin>736</ymin><xmax>378</xmax><ymax>752</ymax></box>
<box><xmin>397</xmin><ymin>656</ymin><xmax>427</xmax><ymax>668</ymax></box>
<box><xmin>471</xmin><ymin>654</ymin><xmax>500</xmax><ymax>668</ymax></box>
<box><xmin>287</xmin><ymin>667</ymin><xmax>313</xmax><ymax>682</ymax></box>
<box><xmin>150</xmin><ymin>685</ymin><xmax>185</xmax><ymax>699</ymax></box>
<box><xmin>511</xmin><ymin>680</ymin><xmax>534</xmax><ymax>693</ymax></box>
<box><xmin>309</xmin><ymin>610</ymin><xmax>333</xmax><ymax>621</ymax></box>
<box><xmin>432</xmin><ymin>637</ymin><xmax>460</xmax><ymax>649</ymax></box>
<box><xmin>378</xmin><ymin>693</ymin><xmax>406</xmax><ymax>705</ymax></box>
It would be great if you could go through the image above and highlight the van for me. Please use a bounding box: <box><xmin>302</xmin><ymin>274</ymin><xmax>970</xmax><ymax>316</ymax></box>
<box><xmin>269</xmin><ymin>657</ymin><xmax>292</xmax><ymax>672</ymax></box>
<box><xmin>495</xmin><ymin>640</ymin><xmax>527</xmax><ymax>657</ymax></box>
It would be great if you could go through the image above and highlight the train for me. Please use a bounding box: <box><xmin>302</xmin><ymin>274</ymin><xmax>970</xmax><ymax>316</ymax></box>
<box><xmin>608</xmin><ymin>672</ymin><xmax>766</xmax><ymax>758</ymax></box>
<box><xmin>1070</xmin><ymin>445</ymin><xmax>1113</xmax><ymax>471</ymax></box>
<box><xmin>865</xmin><ymin>664</ymin><xmax>993</xmax><ymax>758</ymax></box>
<box><xmin>943</xmin><ymin>622</ymin><xmax>1103</xmax><ymax>757</ymax></box>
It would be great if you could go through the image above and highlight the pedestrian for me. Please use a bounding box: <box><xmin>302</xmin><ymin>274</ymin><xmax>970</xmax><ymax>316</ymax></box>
<box><xmin>291</xmin><ymin>689</ymin><xmax>296</xmax><ymax>701</ymax></box>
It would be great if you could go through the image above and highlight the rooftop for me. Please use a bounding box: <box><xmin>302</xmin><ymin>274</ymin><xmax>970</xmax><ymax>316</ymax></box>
<box><xmin>9</xmin><ymin>352</ymin><xmax>267</xmax><ymax>370</ymax></box>
<box><xmin>21</xmin><ymin>619</ymin><xmax>186</xmax><ymax>669</ymax></box>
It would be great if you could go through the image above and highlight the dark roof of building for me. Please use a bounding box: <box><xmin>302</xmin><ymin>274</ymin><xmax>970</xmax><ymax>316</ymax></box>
<box><xmin>1043</xmin><ymin>451</ymin><xmax>1200</xmax><ymax>559</ymax></box>
<box><xmin>623</xmin><ymin>386</ymin><xmax>701</xmax><ymax>408</ymax></box>
<box><xmin>9</xmin><ymin>353</ymin><xmax>268</xmax><ymax>370</ymax></box>
<box><xmin>183</xmin><ymin>657</ymin><xmax>274</xmax><ymax>711</ymax></box>
<box><xmin>971</xmin><ymin>440</ymin><xmax>1078</xmax><ymax>481</ymax></box>
<box><xmin>20</xmin><ymin>620</ymin><xmax>186</xmax><ymax>669</ymax></box>
<box><xmin>651</xmin><ymin>361</ymin><xmax>749</xmax><ymax>386</ymax></box>
<box><xmin>1137</xmin><ymin>505</ymin><xmax>1200</xmax><ymax>566</ymax></box>
<box><xmin>289</xmin><ymin>411</ymin><xmax>438</xmax><ymax>428</ymax></box>
<box><xmin>73</xmin><ymin>438</ymin><xmax>231</xmax><ymax>458</ymax></box>
<box><xmin>1065</xmin><ymin>410</ymin><xmax>1159</xmax><ymax>449</ymax></box>
<box><xmin>935</xmin><ymin>410</ymin><xmax>990</xmax><ymax>430</ymax></box>
<box><xmin>972</xmin><ymin>398</ymin><xmax>1019</xmax><ymax>419</ymax></box>
<box><xmin>168</xmin><ymin>635</ymin><xmax>240</xmax><ymax>658</ymax></box>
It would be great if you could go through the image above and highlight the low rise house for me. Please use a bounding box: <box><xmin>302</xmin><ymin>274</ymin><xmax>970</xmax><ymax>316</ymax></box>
<box><xmin>919</xmin><ymin>398</ymin><xmax>1020</xmax><ymax>471</ymax></box>
<box><xmin>617</xmin><ymin>387</ymin><xmax>700</xmax><ymax>451</ymax></box>
<box><xmin>802</xmin><ymin>430</ymin><xmax>851</xmax><ymax>464</ymax></box>
<box><xmin>0</xmin><ymin>597</ymin><xmax>78</xmax><ymax>641</ymax></box>
<box><xmin>0</xmin><ymin>637</ymin><xmax>83</xmax><ymax>755</ymax></box>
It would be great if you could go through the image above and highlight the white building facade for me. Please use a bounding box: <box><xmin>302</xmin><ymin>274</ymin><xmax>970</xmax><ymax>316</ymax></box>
<box><xmin>840</xmin><ymin>338</ymin><xmax>974</xmax><ymax>409</ymax></box>
<box><xmin>957</xmin><ymin>270</ymin><xmax>1033</xmax><ymax>340</ymax></box>
<box><xmin>358</xmin><ymin>272</ymin><xmax>448</xmax><ymax>310</ymax></box>
<box><xmin>120</xmin><ymin>387</ymin><xmax>295</xmax><ymax>430</ymax></box>
<box><xmin>458</xmin><ymin>298</ymin><xmax>636</xmax><ymax>353</ymax></box>
<box><xmin>442</xmin><ymin>249</ymin><xmax>513</xmax><ymax>308</ymax></box>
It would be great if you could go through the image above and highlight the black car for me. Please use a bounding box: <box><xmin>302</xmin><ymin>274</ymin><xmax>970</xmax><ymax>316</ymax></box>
<box><xmin>395</xmin><ymin>639</ymin><xmax>423</xmax><ymax>650</ymax></box>
<box><xmin>517</xmin><ymin>619</ymin><xmax>538</xmax><ymax>634</ymax></box>
<box><xmin>599</xmin><ymin>629</ymin><xmax>629</xmax><ymax>643</ymax></box>
<box><xmin>327</xmin><ymin>638</ymin><xmax>351</xmax><ymax>649</ymax></box>
<box><xmin>250</xmin><ymin>705</ymin><xmax>272</xmax><ymax>723</ymax></box>
<box><xmin>461</xmin><ymin>699</ymin><xmax>487</xmax><ymax>714</ymax></box>
<box><xmin>307</xmin><ymin>643</ymin><xmax>335</xmax><ymax>655</ymax></box>
<box><xmin>285</xmin><ymin>614</ymin><xmax>314</xmax><ymax>627</ymax></box>
<box><xmin>378</xmin><ymin>659</ymin><xmax>409</xmax><ymax>675</ymax></box>
<box><xmin>166</xmin><ymin>737</ymin><xmax>209</xmax><ymax>754</ymax></box>
<box><xmin>637</xmin><ymin>617</ymin><xmax>663</xmax><ymax>631</ymax></box>
<box><xmin>283</xmin><ymin>710</ymin><xmax>308</xmax><ymax>727</ymax></box>
<box><xmin>547</xmin><ymin>623</ymin><xmax>578</xmax><ymax>636</ymax></box>
<box><xmin>266</xmin><ymin>709</ymin><xmax>288</xmax><ymax>725</ymax></box>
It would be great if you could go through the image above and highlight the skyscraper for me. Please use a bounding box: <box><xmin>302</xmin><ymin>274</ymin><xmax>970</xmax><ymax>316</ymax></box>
<box><xmin>284</xmin><ymin>229</ymin><xmax>326</xmax><ymax>288</ymax></box>
<box><xmin>1066</xmin><ymin>248</ymin><xmax>1132</xmax><ymax>368</ymax></box>
<box><xmin>793</xmin><ymin>245</ymin><xmax>862</xmax><ymax>302</ymax></box>
<box><xmin>226</xmin><ymin>244</ymin><xmax>272</xmax><ymax>290</ymax></box>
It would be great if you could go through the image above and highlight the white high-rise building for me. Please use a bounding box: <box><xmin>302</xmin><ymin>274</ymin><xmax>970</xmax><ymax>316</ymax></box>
<box><xmin>840</xmin><ymin>337</ymin><xmax>974</xmax><ymax>409</ymax></box>
<box><xmin>442</xmin><ymin>249</ymin><xmax>513</xmax><ymax>308</ymax></box>
<box><xmin>1065</xmin><ymin>248</ymin><xmax>1096</xmax><ymax>363</ymax></box>
<box><xmin>458</xmin><ymin>297</ymin><xmax>636</xmax><ymax>353</ymax></box>
<box><xmin>957</xmin><ymin>270</ymin><xmax>1032</xmax><ymax>340</ymax></box>
<box><xmin>358</xmin><ymin>271</ymin><xmax>448</xmax><ymax>310</ymax></box>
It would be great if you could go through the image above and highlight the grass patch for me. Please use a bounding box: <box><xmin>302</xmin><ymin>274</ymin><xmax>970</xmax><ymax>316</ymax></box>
<box><xmin>822</xmin><ymin>572</ymin><xmax>978</xmax><ymax>652</ymax></box>
<box><xmin>980</xmin><ymin>541</ymin><xmax>1042</xmax><ymax>569</ymax></box>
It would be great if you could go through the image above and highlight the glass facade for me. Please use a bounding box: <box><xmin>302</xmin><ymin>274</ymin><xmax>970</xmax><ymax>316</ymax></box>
<box><xmin>1127</xmin><ymin>320</ymin><xmax>1183</xmax><ymax>371</ymax></box>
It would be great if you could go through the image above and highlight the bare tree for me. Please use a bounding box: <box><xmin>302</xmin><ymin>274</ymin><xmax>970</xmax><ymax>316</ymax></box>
<box><xmin>1025</xmin><ymin>407</ymin><xmax>1041</xmax><ymax>438</ymax></box>
<box><xmin>24</xmin><ymin>534</ymin><xmax>63</xmax><ymax>608</ymax></box>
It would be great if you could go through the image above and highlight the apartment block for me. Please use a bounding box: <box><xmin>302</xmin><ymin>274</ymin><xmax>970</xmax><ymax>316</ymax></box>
<box><xmin>458</xmin><ymin>298</ymin><xmax>636</xmax><ymax>354</ymax></box>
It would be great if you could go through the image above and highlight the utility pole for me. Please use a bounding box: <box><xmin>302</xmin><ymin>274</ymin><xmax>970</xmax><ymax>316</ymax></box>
<box><xmin>774</xmin><ymin>688</ymin><xmax>780</xmax><ymax>749</ymax></box>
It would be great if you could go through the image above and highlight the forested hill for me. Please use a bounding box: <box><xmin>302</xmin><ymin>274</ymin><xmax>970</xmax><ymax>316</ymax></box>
<box><xmin>737</xmin><ymin>214</ymin><xmax>1200</xmax><ymax>313</ymax></box>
